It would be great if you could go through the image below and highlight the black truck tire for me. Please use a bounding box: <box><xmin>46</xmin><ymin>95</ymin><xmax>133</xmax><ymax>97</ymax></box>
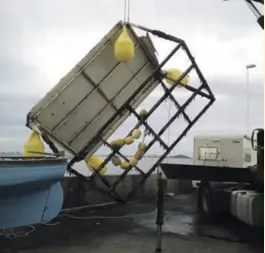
<box><xmin>197</xmin><ymin>183</ymin><xmax>214</xmax><ymax>220</ymax></box>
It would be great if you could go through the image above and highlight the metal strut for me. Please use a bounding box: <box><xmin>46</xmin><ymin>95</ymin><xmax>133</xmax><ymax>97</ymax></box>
<box><xmin>155</xmin><ymin>172</ymin><xmax>166</xmax><ymax>253</ymax></box>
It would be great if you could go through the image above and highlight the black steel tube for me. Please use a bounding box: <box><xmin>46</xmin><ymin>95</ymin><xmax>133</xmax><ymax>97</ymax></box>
<box><xmin>88</xmin><ymin>168</ymin><xmax>127</xmax><ymax>202</ymax></box>
<box><xmin>144</xmin><ymin>65</ymin><xmax>194</xmax><ymax>118</ymax></box>
<box><xmin>139</xmin><ymin>83</ymin><xmax>204</xmax><ymax>158</ymax></box>
<box><xmin>155</xmin><ymin>226</ymin><xmax>162</xmax><ymax>253</ymax></box>
<box><xmin>128</xmin><ymin>22</ymin><xmax>184</xmax><ymax>45</ymax></box>
<box><xmin>181</xmin><ymin>42</ymin><xmax>215</xmax><ymax>101</ymax></box>
<box><xmin>159</xmin><ymin>81</ymin><xmax>191</xmax><ymax>124</ymax></box>
<box><xmin>128</xmin><ymin>106</ymin><xmax>169</xmax><ymax>149</ymax></box>
<box><xmin>66</xmin><ymin>167</ymin><xmax>125</xmax><ymax>203</ymax></box>
<box><xmin>156</xmin><ymin>175</ymin><xmax>165</xmax><ymax>226</ymax></box>
<box><xmin>245</xmin><ymin>0</ymin><xmax>262</xmax><ymax>18</ymax></box>
<box><xmin>155</xmin><ymin>173</ymin><xmax>165</xmax><ymax>253</ymax></box>
<box><xmin>129</xmin><ymin>22</ymin><xmax>213</xmax><ymax>101</ymax></box>
<box><xmin>162</xmin><ymin>75</ymin><xmax>212</xmax><ymax>99</ymax></box>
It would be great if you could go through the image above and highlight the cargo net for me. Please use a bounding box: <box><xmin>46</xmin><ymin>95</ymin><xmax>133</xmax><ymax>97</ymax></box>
<box><xmin>63</xmin><ymin>23</ymin><xmax>215</xmax><ymax>203</ymax></box>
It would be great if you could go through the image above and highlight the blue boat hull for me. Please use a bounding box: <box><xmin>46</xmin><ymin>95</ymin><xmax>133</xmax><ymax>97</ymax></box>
<box><xmin>0</xmin><ymin>157</ymin><xmax>68</xmax><ymax>230</ymax></box>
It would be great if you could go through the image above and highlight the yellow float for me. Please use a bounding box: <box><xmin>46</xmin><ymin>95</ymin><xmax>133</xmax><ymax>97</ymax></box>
<box><xmin>134</xmin><ymin>150</ymin><xmax>144</xmax><ymax>161</ymax></box>
<box><xmin>132</xmin><ymin>129</ymin><xmax>141</xmax><ymax>139</ymax></box>
<box><xmin>120</xmin><ymin>161</ymin><xmax>131</xmax><ymax>170</ymax></box>
<box><xmin>139</xmin><ymin>109</ymin><xmax>148</xmax><ymax>118</ymax></box>
<box><xmin>165</xmin><ymin>68</ymin><xmax>189</xmax><ymax>88</ymax></box>
<box><xmin>114</xmin><ymin>25</ymin><xmax>135</xmax><ymax>62</ymax></box>
<box><xmin>130</xmin><ymin>157</ymin><xmax>138</xmax><ymax>167</ymax></box>
<box><xmin>110</xmin><ymin>139</ymin><xmax>125</xmax><ymax>149</ymax></box>
<box><xmin>124</xmin><ymin>136</ymin><xmax>134</xmax><ymax>145</ymax></box>
<box><xmin>138</xmin><ymin>142</ymin><xmax>147</xmax><ymax>152</ymax></box>
<box><xmin>112</xmin><ymin>156</ymin><xmax>121</xmax><ymax>166</ymax></box>
<box><xmin>85</xmin><ymin>156</ymin><xmax>108</xmax><ymax>175</ymax></box>
<box><xmin>23</xmin><ymin>130</ymin><xmax>45</xmax><ymax>157</ymax></box>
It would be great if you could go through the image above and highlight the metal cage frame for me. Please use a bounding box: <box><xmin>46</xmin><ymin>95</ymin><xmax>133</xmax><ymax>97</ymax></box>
<box><xmin>43</xmin><ymin>22</ymin><xmax>216</xmax><ymax>203</ymax></box>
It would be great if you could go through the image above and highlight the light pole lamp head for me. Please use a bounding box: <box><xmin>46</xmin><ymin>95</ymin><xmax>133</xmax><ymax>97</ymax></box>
<box><xmin>246</xmin><ymin>64</ymin><xmax>256</xmax><ymax>69</ymax></box>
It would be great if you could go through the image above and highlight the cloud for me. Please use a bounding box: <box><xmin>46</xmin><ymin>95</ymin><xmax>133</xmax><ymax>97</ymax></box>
<box><xmin>0</xmin><ymin>0</ymin><xmax>263</xmax><ymax>157</ymax></box>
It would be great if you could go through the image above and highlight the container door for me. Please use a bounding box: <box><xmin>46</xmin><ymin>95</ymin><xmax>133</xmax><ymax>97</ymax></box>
<box><xmin>197</xmin><ymin>140</ymin><xmax>222</xmax><ymax>167</ymax></box>
<box><xmin>192</xmin><ymin>139</ymin><xmax>222</xmax><ymax>188</ymax></box>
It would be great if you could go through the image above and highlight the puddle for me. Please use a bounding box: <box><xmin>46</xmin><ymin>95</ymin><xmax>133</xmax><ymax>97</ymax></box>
<box><xmin>133</xmin><ymin>211</ymin><xmax>195</xmax><ymax>236</ymax></box>
<box><xmin>163</xmin><ymin>212</ymin><xmax>194</xmax><ymax>235</ymax></box>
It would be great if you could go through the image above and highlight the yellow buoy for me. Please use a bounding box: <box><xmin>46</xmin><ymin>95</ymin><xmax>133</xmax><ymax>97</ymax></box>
<box><xmin>138</xmin><ymin>142</ymin><xmax>147</xmax><ymax>152</ymax></box>
<box><xmin>134</xmin><ymin>150</ymin><xmax>144</xmax><ymax>161</ymax></box>
<box><xmin>165</xmin><ymin>68</ymin><xmax>189</xmax><ymax>88</ymax></box>
<box><xmin>23</xmin><ymin>130</ymin><xmax>45</xmax><ymax>157</ymax></box>
<box><xmin>112</xmin><ymin>156</ymin><xmax>121</xmax><ymax>166</ymax></box>
<box><xmin>110</xmin><ymin>139</ymin><xmax>125</xmax><ymax>149</ymax></box>
<box><xmin>124</xmin><ymin>136</ymin><xmax>134</xmax><ymax>145</ymax></box>
<box><xmin>114</xmin><ymin>25</ymin><xmax>135</xmax><ymax>62</ymax></box>
<box><xmin>110</xmin><ymin>140</ymin><xmax>117</xmax><ymax>149</ymax></box>
<box><xmin>132</xmin><ymin>129</ymin><xmax>141</xmax><ymax>139</ymax></box>
<box><xmin>116</xmin><ymin>139</ymin><xmax>125</xmax><ymax>146</ymax></box>
<box><xmin>85</xmin><ymin>156</ymin><xmax>108</xmax><ymax>175</ymax></box>
<box><xmin>120</xmin><ymin>161</ymin><xmax>130</xmax><ymax>170</ymax></box>
<box><xmin>130</xmin><ymin>157</ymin><xmax>138</xmax><ymax>167</ymax></box>
<box><xmin>139</xmin><ymin>109</ymin><xmax>148</xmax><ymax>118</ymax></box>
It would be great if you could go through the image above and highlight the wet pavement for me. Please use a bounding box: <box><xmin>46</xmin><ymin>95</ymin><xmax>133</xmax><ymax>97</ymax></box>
<box><xmin>0</xmin><ymin>193</ymin><xmax>263</xmax><ymax>253</ymax></box>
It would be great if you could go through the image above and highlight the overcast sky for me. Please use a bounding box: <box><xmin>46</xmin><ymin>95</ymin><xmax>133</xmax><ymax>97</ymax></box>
<box><xmin>0</xmin><ymin>0</ymin><xmax>263</xmax><ymax>157</ymax></box>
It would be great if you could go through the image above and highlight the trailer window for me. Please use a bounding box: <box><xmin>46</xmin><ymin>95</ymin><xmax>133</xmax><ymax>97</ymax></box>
<box><xmin>198</xmin><ymin>147</ymin><xmax>218</xmax><ymax>160</ymax></box>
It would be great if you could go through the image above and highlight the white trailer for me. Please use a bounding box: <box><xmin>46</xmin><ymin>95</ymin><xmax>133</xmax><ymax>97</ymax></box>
<box><xmin>192</xmin><ymin>135</ymin><xmax>257</xmax><ymax>188</ymax></box>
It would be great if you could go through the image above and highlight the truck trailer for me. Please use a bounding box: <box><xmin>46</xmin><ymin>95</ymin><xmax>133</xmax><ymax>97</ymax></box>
<box><xmin>160</xmin><ymin>128</ymin><xmax>264</xmax><ymax>228</ymax></box>
<box><xmin>192</xmin><ymin>134</ymin><xmax>257</xmax><ymax>188</ymax></box>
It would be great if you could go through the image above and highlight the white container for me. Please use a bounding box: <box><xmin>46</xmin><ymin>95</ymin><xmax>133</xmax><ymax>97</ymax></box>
<box><xmin>27</xmin><ymin>21</ymin><xmax>160</xmax><ymax>158</ymax></box>
<box><xmin>192</xmin><ymin>135</ymin><xmax>257</xmax><ymax>187</ymax></box>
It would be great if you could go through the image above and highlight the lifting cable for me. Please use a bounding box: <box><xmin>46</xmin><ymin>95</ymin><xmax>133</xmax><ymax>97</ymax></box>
<box><xmin>124</xmin><ymin>0</ymin><xmax>131</xmax><ymax>23</ymax></box>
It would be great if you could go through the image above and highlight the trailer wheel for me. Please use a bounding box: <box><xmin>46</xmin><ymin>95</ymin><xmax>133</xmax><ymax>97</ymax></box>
<box><xmin>198</xmin><ymin>184</ymin><xmax>213</xmax><ymax>220</ymax></box>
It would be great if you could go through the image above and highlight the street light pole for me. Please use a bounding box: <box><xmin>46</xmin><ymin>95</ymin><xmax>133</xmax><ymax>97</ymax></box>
<box><xmin>246</xmin><ymin>64</ymin><xmax>256</xmax><ymax>136</ymax></box>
